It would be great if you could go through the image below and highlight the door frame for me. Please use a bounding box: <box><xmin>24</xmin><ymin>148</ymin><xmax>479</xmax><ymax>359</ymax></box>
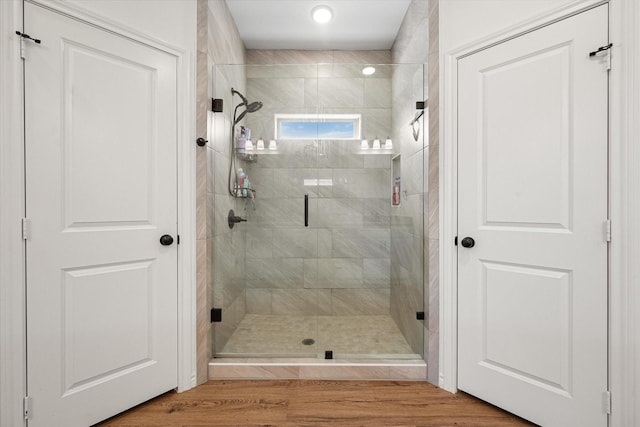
<box><xmin>440</xmin><ymin>0</ymin><xmax>639</xmax><ymax>425</ymax></box>
<box><xmin>0</xmin><ymin>1</ymin><xmax>197</xmax><ymax>426</ymax></box>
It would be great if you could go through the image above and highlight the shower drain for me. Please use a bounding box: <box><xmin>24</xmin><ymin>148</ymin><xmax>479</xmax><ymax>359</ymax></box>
<box><xmin>301</xmin><ymin>338</ymin><xmax>315</xmax><ymax>345</ymax></box>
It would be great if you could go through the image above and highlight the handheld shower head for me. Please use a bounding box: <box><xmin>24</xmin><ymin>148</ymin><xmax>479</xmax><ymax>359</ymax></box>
<box><xmin>233</xmin><ymin>99</ymin><xmax>262</xmax><ymax>126</ymax></box>
<box><xmin>234</xmin><ymin>109</ymin><xmax>249</xmax><ymax>124</ymax></box>
<box><xmin>246</xmin><ymin>101</ymin><xmax>263</xmax><ymax>113</ymax></box>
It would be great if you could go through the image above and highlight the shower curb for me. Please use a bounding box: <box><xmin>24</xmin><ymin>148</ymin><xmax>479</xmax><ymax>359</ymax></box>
<box><xmin>208</xmin><ymin>358</ymin><xmax>427</xmax><ymax>381</ymax></box>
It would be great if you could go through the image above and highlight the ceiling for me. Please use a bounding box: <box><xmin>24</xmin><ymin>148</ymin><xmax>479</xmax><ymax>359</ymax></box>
<box><xmin>225</xmin><ymin>0</ymin><xmax>413</xmax><ymax>50</ymax></box>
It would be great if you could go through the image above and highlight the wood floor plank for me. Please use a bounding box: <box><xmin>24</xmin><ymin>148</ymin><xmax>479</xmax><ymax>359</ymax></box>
<box><xmin>95</xmin><ymin>380</ymin><xmax>534</xmax><ymax>427</ymax></box>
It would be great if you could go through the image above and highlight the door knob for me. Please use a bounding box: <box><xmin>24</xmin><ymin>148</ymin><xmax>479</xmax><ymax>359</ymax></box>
<box><xmin>461</xmin><ymin>237</ymin><xmax>475</xmax><ymax>248</ymax></box>
<box><xmin>159</xmin><ymin>234</ymin><xmax>174</xmax><ymax>246</ymax></box>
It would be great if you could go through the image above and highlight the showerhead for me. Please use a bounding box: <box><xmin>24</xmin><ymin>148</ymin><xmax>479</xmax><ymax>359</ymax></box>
<box><xmin>232</xmin><ymin>88</ymin><xmax>263</xmax><ymax>125</ymax></box>
<box><xmin>234</xmin><ymin>109</ymin><xmax>252</xmax><ymax>124</ymax></box>
<box><xmin>246</xmin><ymin>101</ymin><xmax>263</xmax><ymax>113</ymax></box>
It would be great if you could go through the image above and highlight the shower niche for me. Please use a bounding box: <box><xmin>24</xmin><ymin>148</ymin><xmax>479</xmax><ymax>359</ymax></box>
<box><xmin>392</xmin><ymin>154</ymin><xmax>401</xmax><ymax>207</ymax></box>
<box><xmin>209</xmin><ymin>62</ymin><xmax>426</xmax><ymax>361</ymax></box>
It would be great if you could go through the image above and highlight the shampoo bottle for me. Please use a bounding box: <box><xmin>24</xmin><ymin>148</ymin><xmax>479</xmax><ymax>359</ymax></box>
<box><xmin>237</xmin><ymin>168</ymin><xmax>246</xmax><ymax>196</ymax></box>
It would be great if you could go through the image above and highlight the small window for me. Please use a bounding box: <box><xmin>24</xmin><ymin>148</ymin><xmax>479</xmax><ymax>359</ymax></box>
<box><xmin>275</xmin><ymin>114</ymin><xmax>361</xmax><ymax>140</ymax></box>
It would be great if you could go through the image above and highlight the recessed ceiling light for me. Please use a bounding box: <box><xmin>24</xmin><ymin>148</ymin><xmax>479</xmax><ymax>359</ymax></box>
<box><xmin>312</xmin><ymin>5</ymin><xmax>333</xmax><ymax>24</ymax></box>
<box><xmin>362</xmin><ymin>66</ymin><xmax>376</xmax><ymax>76</ymax></box>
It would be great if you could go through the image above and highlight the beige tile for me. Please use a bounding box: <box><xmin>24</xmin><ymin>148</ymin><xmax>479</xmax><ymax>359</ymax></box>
<box><xmin>427</xmin><ymin>327</ymin><xmax>439</xmax><ymax>384</ymax></box>
<box><xmin>331</xmin><ymin>289</ymin><xmax>390</xmax><ymax>315</ymax></box>
<box><xmin>299</xmin><ymin>365</ymin><xmax>390</xmax><ymax>380</ymax></box>
<box><xmin>274</xmin><ymin>50</ymin><xmax>333</xmax><ymax>64</ymax></box>
<box><xmin>364</xmin><ymin>78</ymin><xmax>392</xmax><ymax>108</ymax></box>
<box><xmin>246</xmin><ymin>49</ymin><xmax>274</xmax><ymax>65</ymax></box>
<box><xmin>209</xmin><ymin>364</ymin><xmax>300</xmax><ymax>379</ymax></box>
<box><xmin>196</xmin><ymin>150</ymin><xmax>208</xmax><ymax>240</ymax></box>
<box><xmin>332</xmin><ymin>50</ymin><xmax>392</xmax><ymax>64</ymax></box>
<box><xmin>318</xmin><ymin>78</ymin><xmax>364</xmax><ymax>108</ymax></box>
<box><xmin>217</xmin><ymin>314</ymin><xmax>418</xmax><ymax>357</ymax></box>
<box><xmin>196</xmin><ymin>0</ymin><xmax>208</xmax><ymax>52</ymax></box>
<box><xmin>389</xmin><ymin>365</ymin><xmax>427</xmax><ymax>380</ymax></box>
<box><xmin>196</xmin><ymin>239</ymin><xmax>208</xmax><ymax>384</ymax></box>
<box><xmin>208</xmin><ymin>358</ymin><xmax>427</xmax><ymax>381</ymax></box>
<box><xmin>318</xmin><ymin>315</ymin><xmax>414</xmax><ymax>355</ymax></box>
<box><xmin>428</xmin><ymin>0</ymin><xmax>440</xmax><ymax>56</ymax></box>
<box><xmin>207</xmin><ymin>0</ymin><xmax>245</xmax><ymax>65</ymax></box>
<box><xmin>315</xmin><ymin>259</ymin><xmax>363</xmax><ymax>289</ymax></box>
<box><xmin>246</xmin><ymin>288</ymin><xmax>272</xmax><ymax>314</ymax></box>
<box><xmin>271</xmin><ymin>289</ymin><xmax>323</xmax><ymax>315</ymax></box>
<box><xmin>220</xmin><ymin>314</ymin><xmax>318</xmax><ymax>355</ymax></box>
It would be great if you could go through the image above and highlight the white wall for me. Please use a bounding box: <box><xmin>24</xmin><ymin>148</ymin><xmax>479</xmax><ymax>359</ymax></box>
<box><xmin>439</xmin><ymin>0</ymin><xmax>575</xmax><ymax>53</ymax></box>
<box><xmin>438</xmin><ymin>1</ymin><xmax>639</xmax><ymax>425</ymax></box>
<box><xmin>609</xmin><ymin>0</ymin><xmax>640</xmax><ymax>424</ymax></box>
<box><xmin>0</xmin><ymin>1</ymin><xmax>198</xmax><ymax>425</ymax></box>
<box><xmin>64</xmin><ymin>0</ymin><xmax>197</xmax><ymax>51</ymax></box>
<box><xmin>0</xmin><ymin>2</ymin><xmax>26</xmax><ymax>426</ymax></box>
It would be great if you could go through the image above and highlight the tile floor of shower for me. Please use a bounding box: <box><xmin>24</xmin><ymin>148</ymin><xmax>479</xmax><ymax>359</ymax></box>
<box><xmin>216</xmin><ymin>314</ymin><xmax>420</xmax><ymax>359</ymax></box>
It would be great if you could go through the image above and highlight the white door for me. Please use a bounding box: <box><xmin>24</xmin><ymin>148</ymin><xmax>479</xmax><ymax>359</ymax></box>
<box><xmin>457</xmin><ymin>5</ymin><xmax>608</xmax><ymax>427</ymax></box>
<box><xmin>24</xmin><ymin>3</ymin><xmax>178</xmax><ymax>426</ymax></box>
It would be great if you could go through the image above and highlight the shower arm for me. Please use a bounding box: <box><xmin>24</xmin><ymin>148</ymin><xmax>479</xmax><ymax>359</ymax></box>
<box><xmin>231</xmin><ymin>88</ymin><xmax>248</xmax><ymax>105</ymax></box>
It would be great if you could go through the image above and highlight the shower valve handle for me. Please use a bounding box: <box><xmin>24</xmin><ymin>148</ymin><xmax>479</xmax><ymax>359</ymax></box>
<box><xmin>228</xmin><ymin>209</ymin><xmax>247</xmax><ymax>229</ymax></box>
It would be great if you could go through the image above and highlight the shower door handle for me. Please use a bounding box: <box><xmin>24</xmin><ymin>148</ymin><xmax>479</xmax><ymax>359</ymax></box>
<box><xmin>304</xmin><ymin>194</ymin><xmax>309</xmax><ymax>227</ymax></box>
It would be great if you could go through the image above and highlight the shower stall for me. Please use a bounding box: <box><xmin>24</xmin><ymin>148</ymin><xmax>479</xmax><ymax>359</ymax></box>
<box><xmin>209</xmin><ymin>61</ymin><xmax>427</xmax><ymax>361</ymax></box>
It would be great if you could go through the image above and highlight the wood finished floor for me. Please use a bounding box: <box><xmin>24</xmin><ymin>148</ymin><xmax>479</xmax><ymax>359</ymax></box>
<box><xmin>96</xmin><ymin>380</ymin><xmax>535</xmax><ymax>427</ymax></box>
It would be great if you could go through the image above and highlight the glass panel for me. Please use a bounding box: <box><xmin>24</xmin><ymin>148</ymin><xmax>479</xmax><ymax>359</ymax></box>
<box><xmin>210</xmin><ymin>62</ymin><xmax>425</xmax><ymax>360</ymax></box>
<box><xmin>212</xmin><ymin>64</ymin><xmax>321</xmax><ymax>358</ymax></box>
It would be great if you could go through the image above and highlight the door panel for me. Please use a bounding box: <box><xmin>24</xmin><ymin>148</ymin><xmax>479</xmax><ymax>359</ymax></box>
<box><xmin>63</xmin><ymin>41</ymin><xmax>157</xmax><ymax>227</ymax></box>
<box><xmin>482</xmin><ymin>43</ymin><xmax>572</xmax><ymax>229</ymax></box>
<box><xmin>62</xmin><ymin>261</ymin><xmax>156</xmax><ymax>395</ymax></box>
<box><xmin>481</xmin><ymin>261</ymin><xmax>571</xmax><ymax>393</ymax></box>
<box><xmin>458</xmin><ymin>5</ymin><xmax>608</xmax><ymax>427</ymax></box>
<box><xmin>24</xmin><ymin>3</ymin><xmax>178</xmax><ymax>426</ymax></box>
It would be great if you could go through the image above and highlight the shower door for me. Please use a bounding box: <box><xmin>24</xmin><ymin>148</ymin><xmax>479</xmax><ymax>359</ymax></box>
<box><xmin>211</xmin><ymin>64</ymin><xmax>323</xmax><ymax>357</ymax></box>
<box><xmin>212</xmin><ymin>62</ymin><xmax>425</xmax><ymax>360</ymax></box>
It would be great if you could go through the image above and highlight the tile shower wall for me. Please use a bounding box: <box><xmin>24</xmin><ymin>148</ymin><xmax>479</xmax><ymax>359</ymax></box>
<box><xmin>391</xmin><ymin>0</ymin><xmax>430</xmax><ymax>357</ymax></box>
<box><xmin>196</xmin><ymin>0</ymin><xmax>208</xmax><ymax>385</ymax></box>
<box><xmin>243</xmin><ymin>51</ymin><xmax>395</xmax><ymax>319</ymax></box>
<box><xmin>205</xmin><ymin>1</ymin><xmax>247</xmax><ymax>357</ymax></box>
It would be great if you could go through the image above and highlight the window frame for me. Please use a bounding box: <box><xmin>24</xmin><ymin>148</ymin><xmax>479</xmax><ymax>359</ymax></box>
<box><xmin>274</xmin><ymin>113</ymin><xmax>362</xmax><ymax>140</ymax></box>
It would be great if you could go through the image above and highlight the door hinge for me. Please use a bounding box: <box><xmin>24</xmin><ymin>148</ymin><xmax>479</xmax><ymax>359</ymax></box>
<box><xmin>16</xmin><ymin>31</ymin><xmax>41</xmax><ymax>60</ymax></box>
<box><xmin>604</xmin><ymin>219</ymin><xmax>611</xmax><ymax>242</ymax></box>
<box><xmin>589</xmin><ymin>43</ymin><xmax>612</xmax><ymax>70</ymax></box>
<box><xmin>603</xmin><ymin>390</ymin><xmax>611</xmax><ymax>414</ymax></box>
<box><xmin>21</xmin><ymin>218</ymin><xmax>30</xmax><ymax>240</ymax></box>
<box><xmin>177</xmin><ymin>234</ymin><xmax>180</xmax><ymax>245</ymax></box>
<box><xmin>210</xmin><ymin>308</ymin><xmax>222</xmax><ymax>323</ymax></box>
<box><xmin>454</xmin><ymin>236</ymin><xmax>458</xmax><ymax>246</ymax></box>
<box><xmin>23</xmin><ymin>396</ymin><xmax>32</xmax><ymax>420</ymax></box>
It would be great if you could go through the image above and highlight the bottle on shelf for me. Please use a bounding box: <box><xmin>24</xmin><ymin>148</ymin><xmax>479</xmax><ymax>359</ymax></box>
<box><xmin>237</xmin><ymin>168</ymin><xmax>246</xmax><ymax>197</ymax></box>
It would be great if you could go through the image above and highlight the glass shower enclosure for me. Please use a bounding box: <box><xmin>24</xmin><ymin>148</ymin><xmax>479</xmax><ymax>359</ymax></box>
<box><xmin>210</xmin><ymin>62</ymin><xmax>426</xmax><ymax>360</ymax></box>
